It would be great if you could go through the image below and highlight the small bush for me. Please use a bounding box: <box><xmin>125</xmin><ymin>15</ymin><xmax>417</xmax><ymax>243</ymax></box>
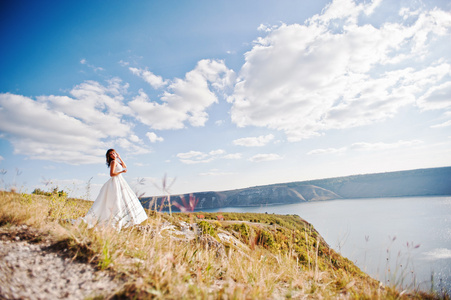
<box><xmin>257</xmin><ymin>229</ymin><xmax>275</xmax><ymax>249</ymax></box>
<box><xmin>197</xmin><ymin>220</ymin><xmax>217</xmax><ymax>237</ymax></box>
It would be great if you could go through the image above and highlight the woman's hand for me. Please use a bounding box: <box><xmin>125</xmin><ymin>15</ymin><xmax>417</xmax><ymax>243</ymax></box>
<box><xmin>116</xmin><ymin>153</ymin><xmax>127</xmax><ymax>169</ymax></box>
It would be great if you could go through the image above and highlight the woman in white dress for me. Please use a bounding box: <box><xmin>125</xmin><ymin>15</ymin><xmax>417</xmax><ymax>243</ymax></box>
<box><xmin>82</xmin><ymin>149</ymin><xmax>148</xmax><ymax>229</ymax></box>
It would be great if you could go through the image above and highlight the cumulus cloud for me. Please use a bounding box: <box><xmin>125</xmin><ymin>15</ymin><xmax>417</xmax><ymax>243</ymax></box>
<box><xmin>0</xmin><ymin>79</ymin><xmax>147</xmax><ymax>164</ymax></box>
<box><xmin>418</xmin><ymin>81</ymin><xmax>451</xmax><ymax>111</ymax></box>
<box><xmin>308</xmin><ymin>140</ymin><xmax>423</xmax><ymax>155</ymax></box>
<box><xmin>129</xmin><ymin>134</ymin><xmax>142</xmax><ymax>143</ymax></box>
<box><xmin>228</xmin><ymin>0</ymin><xmax>451</xmax><ymax>141</ymax></box>
<box><xmin>38</xmin><ymin>79</ymin><xmax>133</xmax><ymax>138</ymax></box>
<box><xmin>233</xmin><ymin>134</ymin><xmax>274</xmax><ymax>147</ymax></box>
<box><xmin>129</xmin><ymin>67</ymin><xmax>168</xmax><ymax>89</ymax></box>
<box><xmin>177</xmin><ymin>151</ymin><xmax>212</xmax><ymax>164</ymax></box>
<box><xmin>209</xmin><ymin>149</ymin><xmax>226</xmax><ymax>156</ymax></box>
<box><xmin>0</xmin><ymin>93</ymin><xmax>106</xmax><ymax>164</ymax></box>
<box><xmin>176</xmin><ymin>149</ymin><xmax>228</xmax><ymax>164</ymax></box>
<box><xmin>129</xmin><ymin>59</ymin><xmax>235</xmax><ymax>130</ymax></box>
<box><xmin>115</xmin><ymin>138</ymin><xmax>150</xmax><ymax>155</ymax></box>
<box><xmin>431</xmin><ymin>119</ymin><xmax>451</xmax><ymax>128</ymax></box>
<box><xmin>146</xmin><ymin>132</ymin><xmax>164</xmax><ymax>143</ymax></box>
<box><xmin>249</xmin><ymin>153</ymin><xmax>282</xmax><ymax>162</ymax></box>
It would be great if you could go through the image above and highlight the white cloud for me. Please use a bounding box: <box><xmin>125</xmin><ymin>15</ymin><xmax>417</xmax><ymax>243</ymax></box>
<box><xmin>199</xmin><ymin>169</ymin><xmax>234</xmax><ymax>176</ymax></box>
<box><xmin>129</xmin><ymin>59</ymin><xmax>235</xmax><ymax>130</ymax></box>
<box><xmin>223</xmin><ymin>153</ymin><xmax>242</xmax><ymax>160</ymax></box>
<box><xmin>0</xmin><ymin>93</ymin><xmax>106</xmax><ymax>164</ymax></box>
<box><xmin>129</xmin><ymin>67</ymin><xmax>168</xmax><ymax>89</ymax></box>
<box><xmin>0</xmin><ymin>155</ymin><xmax>3</xmax><ymax>162</ymax></box>
<box><xmin>431</xmin><ymin>120</ymin><xmax>451</xmax><ymax>128</ymax></box>
<box><xmin>228</xmin><ymin>1</ymin><xmax>451</xmax><ymax>141</ymax></box>
<box><xmin>129</xmin><ymin>135</ymin><xmax>142</xmax><ymax>143</ymax></box>
<box><xmin>308</xmin><ymin>140</ymin><xmax>423</xmax><ymax>155</ymax></box>
<box><xmin>115</xmin><ymin>138</ymin><xmax>150</xmax><ymax>155</ymax></box>
<box><xmin>177</xmin><ymin>151</ymin><xmax>205</xmax><ymax>160</ymax></box>
<box><xmin>80</xmin><ymin>58</ymin><xmax>104</xmax><ymax>72</ymax></box>
<box><xmin>233</xmin><ymin>134</ymin><xmax>274</xmax><ymax>147</ymax></box>
<box><xmin>119</xmin><ymin>60</ymin><xmax>129</xmax><ymax>67</ymax></box>
<box><xmin>249</xmin><ymin>153</ymin><xmax>282</xmax><ymax>162</ymax></box>
<box><xmin>350</xmin><ymin>140</ymin><xmax>423</xmax><ymax>151</ymax></box>
<box><xmin>308</xmin><ymin>147</ymin><xmax>347</xmax><ymax>155</ymax></box>
<box><xmin>209</xmin><ymin>149</ymin><xmax>225</xmax><ymax>156</ymax></box>
<box><xmin>0</xmin><ymin>79</ymin><xmax>147</xmax><ymax>164</ymax></box>
<box><xmin>313</xmin><ymin>0</ymin><xmax>366</xmax><ymax>25</ymax></box>
<box><xmin>418</xmin><ymin>81</ymin><xmax>451</xmax><ymax>111</ymax></box>
<box><xmin>39</xmin><ymin>79</ymin><xmax>133</xmax><ymax>138</ymax></box>
<box><xmin>146</xmin><ymin>132</ymin><xmax>164</xmax><ymax>143</ymax></box>
<box><xmin>176</xmin><ymin>149</ymin><xmax>227</xmax><ymax>164</ymax></box>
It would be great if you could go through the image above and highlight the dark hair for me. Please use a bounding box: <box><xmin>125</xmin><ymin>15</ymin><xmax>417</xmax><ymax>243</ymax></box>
<box><xmin>106</xmin><ymin>149</ymin><xmax>115</xmax><ymax>167</ymax></box>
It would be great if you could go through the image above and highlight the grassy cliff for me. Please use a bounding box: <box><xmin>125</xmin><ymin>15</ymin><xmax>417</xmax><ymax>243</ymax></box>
<box><xmin>0</xmin><ymin>191</ymin><xmax>446</xmax><ymax>299</ymax></box>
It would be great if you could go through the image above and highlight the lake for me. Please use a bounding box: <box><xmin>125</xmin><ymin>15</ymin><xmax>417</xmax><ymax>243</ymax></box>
<box><xmin>198</xmin><ymin>196</ymin><xmax>451</xmax><ymax>293</ymax></box>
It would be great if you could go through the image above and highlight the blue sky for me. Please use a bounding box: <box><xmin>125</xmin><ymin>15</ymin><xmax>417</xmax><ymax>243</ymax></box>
<box><xmin>1</xmin><ymin>0</ymin><xmax>450</xmax><ymax>199</ymax></box>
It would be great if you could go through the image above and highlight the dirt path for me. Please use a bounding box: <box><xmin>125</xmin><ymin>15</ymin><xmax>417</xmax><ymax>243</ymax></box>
<box><xmin>0</xmin><ymin>226</ymin><xmax>122</xmax><ymax>300</ymax></box>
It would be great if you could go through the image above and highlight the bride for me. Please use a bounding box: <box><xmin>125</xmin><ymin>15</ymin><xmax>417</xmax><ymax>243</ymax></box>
<box><xmin>82</xmin><ymin>149</ymin><xmax>148</xmax><ymax>229</ymax></box>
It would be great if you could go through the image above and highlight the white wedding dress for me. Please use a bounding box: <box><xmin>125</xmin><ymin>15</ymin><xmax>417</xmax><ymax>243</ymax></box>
<box><xmin>82</xmin><ymin>162</ymin><xmax>148</xmax><ymax>230</ymax></box>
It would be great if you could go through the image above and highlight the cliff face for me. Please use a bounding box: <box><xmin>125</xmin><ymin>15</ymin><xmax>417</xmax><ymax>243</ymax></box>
<box><xmin>142</xmin><ymin>166</ymin><xmax>451</xmax><ymax>210</ymax></box>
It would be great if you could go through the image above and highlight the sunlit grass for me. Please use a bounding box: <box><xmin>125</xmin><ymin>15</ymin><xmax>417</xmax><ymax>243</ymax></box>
<box><xmin>0</xmin><ymin>190</ymin><xmax>448</xmax><ymax>299</ymax></box>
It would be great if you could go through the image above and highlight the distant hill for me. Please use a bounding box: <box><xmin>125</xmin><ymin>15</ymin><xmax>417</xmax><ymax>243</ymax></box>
<box><xmin>141</xmin><ymin>166</ymin><xmax>451</xmax><ymax>210</ymax></box>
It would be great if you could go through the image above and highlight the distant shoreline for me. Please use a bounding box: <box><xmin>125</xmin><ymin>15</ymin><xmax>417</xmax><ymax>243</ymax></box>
<box><xmin>142</xmin><ymin>166</ymin><xmax>451</xmax><ymax>211</ymax></box>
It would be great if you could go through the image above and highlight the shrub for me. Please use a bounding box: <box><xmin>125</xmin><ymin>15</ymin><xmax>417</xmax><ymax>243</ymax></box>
<box><xmin>257</xmin><ymin>229</ymin><xmax>274</xmax><ymax>249</ymax></box>
<box><xmin>197</xmin><ymin>220</ymin><xmax>217</xmax><ymax>237</ymax></box>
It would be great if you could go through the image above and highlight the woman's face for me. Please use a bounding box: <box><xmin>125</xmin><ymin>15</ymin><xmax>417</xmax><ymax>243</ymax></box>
<box><xmin>109</xmin><ymin>150</ymin><xmax>117</xmax><ymax>159</ymax></box>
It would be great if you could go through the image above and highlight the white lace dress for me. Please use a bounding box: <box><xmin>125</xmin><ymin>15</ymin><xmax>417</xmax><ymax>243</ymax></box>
<box><xmin>82</xmin><ymin>162</ymin><xmax>148</xmax><ymax>229</ymax></box>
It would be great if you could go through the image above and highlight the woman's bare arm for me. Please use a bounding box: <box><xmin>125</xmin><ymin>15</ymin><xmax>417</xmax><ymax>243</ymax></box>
<box><xmin>116</xmin><ymin>153</ymin><xmax>127</xmax><ymax>169</ymax></box>
<box><xmin>110</xmin><ymin>159</ymin><xmax>127</xmax><ymax>177</ymax></box>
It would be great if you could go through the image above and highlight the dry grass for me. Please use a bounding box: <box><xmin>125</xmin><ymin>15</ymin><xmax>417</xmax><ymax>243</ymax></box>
<box><xmin>0</xmin><ymin>191</ymin><xmax>447</xmax><ymax>299</ymax></box>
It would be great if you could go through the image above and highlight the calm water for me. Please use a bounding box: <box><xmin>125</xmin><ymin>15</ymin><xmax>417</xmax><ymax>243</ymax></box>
<box><xmin>199</xmin><ymin>196</ymin><xmax>451</xmax><ymax>293</ymax></box>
